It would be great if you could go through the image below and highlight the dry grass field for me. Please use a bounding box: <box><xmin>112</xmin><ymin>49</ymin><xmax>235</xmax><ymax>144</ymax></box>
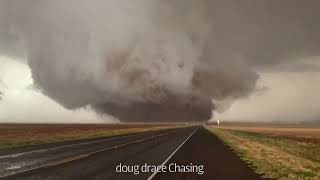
<box><xmin>219</xmin><ymin>126</ymin><xmax>320</xmax><ymax>144</ymax></box>
<box><xmin>208</xmin><ymin>125</ymin><xmax>320</xmax><ymax>180</ymax></box>
<box><xmin>0</xmin><ymin>123</ymin><xmax>180</xmax><ymax>150</ymax></box>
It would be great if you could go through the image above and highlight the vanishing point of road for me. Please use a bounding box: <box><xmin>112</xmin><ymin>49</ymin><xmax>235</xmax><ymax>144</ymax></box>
<box><xmin>0</xmin><ymin>126</ymin><xmax>264</xmax><ymax>180</ymax></box>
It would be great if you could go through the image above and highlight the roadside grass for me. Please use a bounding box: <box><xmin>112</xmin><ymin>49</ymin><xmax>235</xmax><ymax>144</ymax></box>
<box><xmin>0</xmin><ymin>126</ymin><xmax>176</xmax><ymax>150</ymax></box>
<box><xmin>207</xmin><ymin>127</ymin><xmax>320</xmax><ymax>180</ymax></box>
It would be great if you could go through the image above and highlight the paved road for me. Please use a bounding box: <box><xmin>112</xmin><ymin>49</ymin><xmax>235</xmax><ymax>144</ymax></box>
<box><xmin>153</xmin><ymin>128</ymin><xmax>264</xmax><ymax>180</ymax></box>
<box><xmin>0</xmin><ymin>127</ymin><xmax>196</xmax><ymax>180</ymax></box>
<box><xmin>0</xmin><ymin>127</ymin><xmax>264</xmax><ymax>180</ymax></box>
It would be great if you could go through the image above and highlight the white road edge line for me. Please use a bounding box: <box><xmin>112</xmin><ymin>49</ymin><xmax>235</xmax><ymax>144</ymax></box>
<box><xmin>0</xmin><ymin>130</ymin><xmax>177</xmax><ymax>178</ymax></box>
<box><xmin>0</xmin><ymin>130</ymin><xmax>163</xmax><ymax>159</ymax></box>
<box><xmin>147</xmin><ymin>128</ymin><xmax>198</xmax><ymax>180</ymax></box>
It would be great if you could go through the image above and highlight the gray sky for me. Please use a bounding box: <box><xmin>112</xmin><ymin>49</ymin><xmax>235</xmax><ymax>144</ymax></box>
<box><xmin>0</xmin><ymin>56</ymin><xmax>106</xmax><ymax>123</ymax></box>
<box><xmin>0</xmin><ymin>1</ymin><xmax>320</xmax><ymax>123</ymax></box>
<box><xmin>2</xmin><ymin>55</ymin><xmax>320</xmax><ymax>123</ymax></box>
<box><xmin>217</xmin><ymin>61</ymin><xmax>320</xmax><ymax>122</ymax></box>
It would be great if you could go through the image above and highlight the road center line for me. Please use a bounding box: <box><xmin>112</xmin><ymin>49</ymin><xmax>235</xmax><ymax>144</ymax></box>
<box><xmin>0</xmin><ymin>129</ymin><xmax>182</xmax><ymax>178</ymax></box>
<box><xmin>147</xmin><ymin>128</ymin><xmax>198</xmax><ymax>180</ymax></box>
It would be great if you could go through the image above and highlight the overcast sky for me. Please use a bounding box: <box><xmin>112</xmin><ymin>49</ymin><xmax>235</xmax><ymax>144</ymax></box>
<box><xmin>216</xmin><ymin>62</ymin><xmax>320</xmax><ymax>122</ymax></box>
<box><xmin>0</xmin><ymin>56</ymin><xmax>107</xmax><ymax>123</ymax></box>
<box><xmin>1</xmin><ymin>1</ymin><xmax>320</xmax><ymax>123</ymax></box>
<box><xmin>1</xmin><ymin>55</ymin><xmax>319</xmax><ymax>123</ymax></box>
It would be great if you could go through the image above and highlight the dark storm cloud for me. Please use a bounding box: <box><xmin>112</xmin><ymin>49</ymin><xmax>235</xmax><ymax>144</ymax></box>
<box><xmin>0</xmin><ymin>0</ymin><xmax>319</xmax><ymax>122</ymax></box>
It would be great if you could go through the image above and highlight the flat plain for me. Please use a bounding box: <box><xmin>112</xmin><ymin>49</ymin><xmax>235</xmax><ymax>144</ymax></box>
<box><xmin>0</xmin><ymin>123</ymin><xmax>180</xmax><ymax>150</ymax></box>
<box><xmin>208</xmin><ymin>124</ymin><xmax>320</xmax><ymax>180</ymax></box>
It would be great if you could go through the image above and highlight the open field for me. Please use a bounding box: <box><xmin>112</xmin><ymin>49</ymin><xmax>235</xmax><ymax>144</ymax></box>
<box><xmin>218</xmin><ymin>125</ymin><xmax>320</xmax><ymax>144</ymax></box>
<box><xmin>208</xmin><ymin>126</ymin><xmax>320</xmax><ymax>180</ymax></box>
<box><xmin>0</xmin><ymin>123</ymin><xmax>182</xmax><ymax>150</ymax></box>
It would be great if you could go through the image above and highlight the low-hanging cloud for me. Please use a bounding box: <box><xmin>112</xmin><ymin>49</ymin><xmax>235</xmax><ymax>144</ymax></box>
<box><xmin>0</xmin><ymin>0</ymin><xmax>320</xmax><ymax>122</ymax></box>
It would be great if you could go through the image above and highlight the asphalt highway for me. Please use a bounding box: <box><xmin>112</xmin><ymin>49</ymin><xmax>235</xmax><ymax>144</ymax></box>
<box><xmin>153</xmin><ymin>128</ymin><xmax>264</xmax><ymax>180</ymax></box>
<box><xmin>0</xmin><ymin>127</ymin><xmax>264</xmax><ymax>180</ymax></box>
